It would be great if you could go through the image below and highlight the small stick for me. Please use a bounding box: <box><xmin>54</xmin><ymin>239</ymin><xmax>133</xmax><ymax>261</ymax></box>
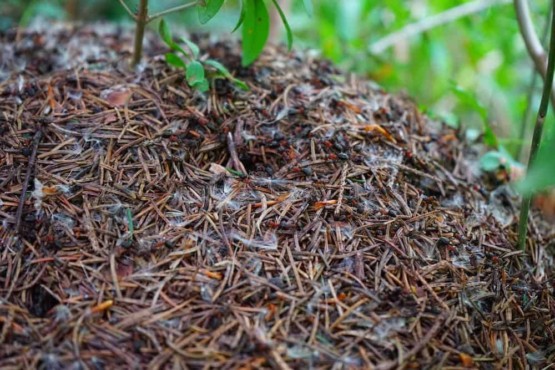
<box><xmin>227</xmin><ymin>132</ymin><xmax>247</xmax><ymax>175</ymax></box>
<box><xmin>15</xmin><ymin>129</ymin><xmax>43</xmax><ymax>235</ymax></box>
<box><xmin>518</xmin><ymin>2</ymin><xmax>555</xmax><ymax>251</ymax></box>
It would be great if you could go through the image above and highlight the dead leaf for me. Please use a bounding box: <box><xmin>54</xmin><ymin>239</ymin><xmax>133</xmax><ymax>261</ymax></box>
<box><xmin>101</xmin><ymin>85</ymin><xmax>132</xmax><ymax>107</ymax></box>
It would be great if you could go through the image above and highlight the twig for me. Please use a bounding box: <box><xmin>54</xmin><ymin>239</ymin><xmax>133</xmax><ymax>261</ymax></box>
<box><xmin>15</xmin><ymin>129</ymin><xmax>43</xmax><ymax>235</ymax></box>
<box><xmin>226</xmin><ymin>132</ymin><xmax>247</xmax><ymax>175</ymax></box>
<box><xmin>518</xmin><ymin>2</ymin><xmax>555</xmax><ymax>251</ymax></box>
<box><xmin>515</xmin><ymin>0</ymin><xmax>555</xmax><ymax>109</ymax></box>
<box><xmin>131</xmin><ymin>0</ymin><xmax>149</xmax><ymax>68</ymax></box>
<box><xmin>369</xmin><ymin>0</ymin><xmax>511</xmax><ymax>54</ymax></box>
<box><xmin>148</xmin><ymin>1</ymin><xmax>199</xmax><ymax>23</ymax></box>
<box><xmin>518</xmin><ymin>2</ymin><xmax>553</xmax><ymax>160</ymax></box>
<box><xmin>117</xmin><ymin>0</ymin><xmax>137</xmax><ymax>21</ymax></box>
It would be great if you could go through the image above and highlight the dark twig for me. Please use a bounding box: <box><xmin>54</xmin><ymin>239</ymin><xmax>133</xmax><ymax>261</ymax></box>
<box><xmin>518</xmin><ymin>3</ymin><xmax>552</xmax><ymax>160</ymax></box>
<box><xmin>518</xmin><ymin>3</ymin><xmax>555</xmax><ymax>251</ymax></box>
<box><xmin>515</xmin><ymin>0</ymin><xmax>555</xmax><ymax>109</ymax></box>
<box><xmin>14</xmin><ymin>128</ymin><xmax>43</xmax><ymax>235</ymax></box>
<box><xmin>227</xmin><ymin>132</ymin><xmax>247</xmax><ymax>175</ymax></box>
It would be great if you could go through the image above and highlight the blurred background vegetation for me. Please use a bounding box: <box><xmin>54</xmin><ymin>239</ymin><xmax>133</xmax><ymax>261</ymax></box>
<box><xmin>0</xmin><ymin>0</ymin><xmax>552</xmax><ymax>163</ymax></box>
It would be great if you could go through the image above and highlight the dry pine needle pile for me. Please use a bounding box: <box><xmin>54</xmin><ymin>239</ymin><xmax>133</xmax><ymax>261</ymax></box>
<box><xmin>0</xmin><ymin>23</ymin><xmax>554</xmax><ymax>369</ymax></box>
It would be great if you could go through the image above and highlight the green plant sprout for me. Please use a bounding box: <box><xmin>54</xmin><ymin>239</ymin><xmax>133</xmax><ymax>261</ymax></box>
<box><xmin>449</xmin><ymin>82</ymin><xmax>498</xmax><ymax>148</ymax></box>
<box><xmin>517</xmin><ymin>3</ymin><xmax>555</xmax><ymax>251</ymax></box>
<box><xmin>159</xmin><ymin>19</ymin><xmax>247</xmax><ymax>92</ymax></box>
<box><xmin>118</xmin><ymin>0</ymin><xmax>298</xmax><ymax>68</ymax></box>
<box><xmin>118</xmin><ymin>0</ymin><xmax>199</xmax><ymax>68</ymax></box>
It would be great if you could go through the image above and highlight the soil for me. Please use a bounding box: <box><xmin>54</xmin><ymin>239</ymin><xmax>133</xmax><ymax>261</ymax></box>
<box><xmin>1</xmin><ymin>22</ymin><xmax>554</xmax><ymax>369</ymax></box>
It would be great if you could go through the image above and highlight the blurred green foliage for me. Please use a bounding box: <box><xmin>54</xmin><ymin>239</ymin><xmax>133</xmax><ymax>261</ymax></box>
<box><xmin>518</xmin><ymin>132</ymin><xmax>555</xmax><ymax>195</ymax></box>
<box><xmin>290</xmin><ymin>1</ymin><xmax>553</xmax><ymax>156</ymax></box>
<box><xmin>0</xmin><ymin>0</ymin><xmax>553</xmax><ymax>164</ymax></box>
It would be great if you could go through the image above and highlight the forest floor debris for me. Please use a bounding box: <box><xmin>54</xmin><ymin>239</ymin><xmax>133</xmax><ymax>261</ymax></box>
<box><xmin>1</xmin><ymin>23</ymin><xmax>554</xmax><ymax>369</ymax></box>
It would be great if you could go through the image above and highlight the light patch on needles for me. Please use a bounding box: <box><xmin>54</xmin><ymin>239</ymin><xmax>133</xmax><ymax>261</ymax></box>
<box><xmin>166</xmin><ymin>211</ymin><xmax>189</xmax><ymax>228</ymax></box>
<box><xmin>213</xmin><ymin>178</ymin><xmax>242</xmax><ymax>210</ymax></box>
<box><xmin>286</xmin><ymin>345</ymin><xmax>314</xmax><ymax>360</ymax></box>
<box><xmin>17</xmin><ymin>75</ymin><xmax>24</xmax><ymax>93</ymax></box>
<box><xmin>230</xmin><ymin>230</ymin><xmax>278</xmax><ymax>250</ymax></box>
<box><xmin>84</xmin><ymin>135</ymin><xmax>105</xmax><ymax>153</ymax></box>
<box><xmin>52</xmin><ymin>213</ymin><xmax>76</xmax><ymax>237</ymax></box>
<box><xmin>362</xmin><ymin>146</ymin><xmax>403</xmax><ymax>186</ymax></box>
<box><xmin>31</xmin><ymin>178</ymin><xmax>44</xmax><ymax>213</ymax></box>
<box><xmin>200</xmin><ymin>284</ymin><xmax>214</xmax><ymax>302</ymax></box>
<box><xmin>487</xmin><ymin>186</ymin><xmax>515</xmax><ymax>228</ymax></box>
<box><xmin>369</xmin><ymin>317</ymin><xmax>406</xmax><ymax>343</ymax></box>
<box><xmin>334</xmin><ymin>222</ymin><xmax>354</xmax><ymax>240</ymax></box>
<box><xmin>441</xmin><ymin>192</ymin><xmax>464</xmax><ymax>209</ymax></box>
<box><xmin>67</xmin><ymin>90</ymin><xmax>82</xmax><ymax>101</ymax></box>
<box><xmin>246</xmin><ymin>257</ymin><xmax>263</xmax><ymax>275</ymax></box>
<box><xmin>451</xmin><ymin>245</ymin><xmax>485</xmax><ymax>270</ymax></box>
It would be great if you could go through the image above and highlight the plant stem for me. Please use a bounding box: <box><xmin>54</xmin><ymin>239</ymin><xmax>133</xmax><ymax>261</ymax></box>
<box><xmin>515</xmin><ymin>0</ymin><xmax>555</xmax><ymax>109</ymax></box>
<box><xmin>148</xmin><ymin>1</ymin><xmax>199</xmax><ymax>23</ymax></box>
<box><xmin>518</xmin><ymin>3</ymin><xmax>553</xmax><ymax>160</ymax></box>
<box><xmin>518</xmin><ymin>1</ymin><xmax>555</xmax><ymax>251</ymax></box>
<box><xmin>131</xmin><ymin>0</ymin><xmax>149</xmax><ymax>68</ymax></box>
<box><xmin>118</xmin><ymin>0</ymin><xmax>137</xmax><ymax>21</ymax></box>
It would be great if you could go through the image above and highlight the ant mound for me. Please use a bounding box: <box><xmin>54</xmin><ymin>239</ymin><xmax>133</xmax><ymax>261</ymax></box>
<box><xmin>1</xmin><ymin>24</ymin><xmax>554</xmax><ymax>368</ymax></box>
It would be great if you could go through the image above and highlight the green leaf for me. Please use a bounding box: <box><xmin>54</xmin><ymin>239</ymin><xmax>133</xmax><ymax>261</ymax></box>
<box><xmin>205</xmin><ymin>59</ymin><xmax>249</xmax><ymax>90</ymax></box>
<box><xmin>172</xmin><ymin>43</ymin><xmax>194</xmax><ymax>60</ymax></box>
<box><xmin>480</xmin><ymin>146</ymin><xmax>522</xmax><ymax>173</ymax></box>
<box><xmin>180</xmin><ymin>37</ymin><xmax>200</xmax><ymax>59</ymax></box>
<box><xmin>269</xmin><ymin>0</ymin><xmax>293</xmax><ymax>50</ymax></box>
<box><xmin>159</xmin><ymin>21</ymin><xmax>194</xmax><ymax>59</ymax></box>
<box><xmin>242</xmin><ymin>0</ymin><xmax>270</xmax><ymax>66</ymax></box>
<box><xmin>186</xmin><ymin>61</ymin><xmax>206</xmax><ymax>86</ymax></box>
<box><xmin>302</xmin><ymin>0</ymin><xmax>314</xmax><ymax>16</ymax></box>
<box><xmin>165</xmin><ymin>53</ymin><xmax>187</xmax><ymax>69</ymax></box>
<box><xmin>479</xmin><ymin>151</ymin><xmax>502</xmax><ymax>172</ymax></box>
<box><xmin>192</xmin><ymin>79</ymin><xmax>210</xmax><ymax>92</ymax></box>
<box><xmin>232</xmin><ymin>0</ymin><xmax>246</xmax><ymax>33</ymax></box>
<box><xmin>198</xmin><ymin>0</ymin><xmax>225</xmax><ymax>24</ymax></box>
<box><xmin>159</xmin><ymin>19</ymin><xmax>173</xmax><ymax>47</ymax></box>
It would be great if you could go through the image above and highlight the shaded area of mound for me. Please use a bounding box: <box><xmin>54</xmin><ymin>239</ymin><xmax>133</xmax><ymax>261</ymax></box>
<box><xmin>1</xmin><ymin>24</ymin><xmax>554</xmax><ymax>369</ymax></box>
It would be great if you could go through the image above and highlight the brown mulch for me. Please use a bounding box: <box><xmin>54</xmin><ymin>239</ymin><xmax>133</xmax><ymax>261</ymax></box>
<box><xmin>0</xmin><ymin>23</ymin><xmax>554</xmax><ymax>369</ymax></box>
